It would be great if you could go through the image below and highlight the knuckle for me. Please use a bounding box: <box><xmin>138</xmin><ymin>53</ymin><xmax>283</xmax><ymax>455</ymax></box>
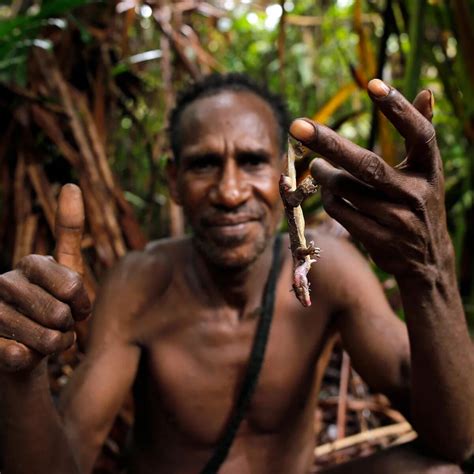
<box><xmin>16</xmin><ymin>254</ymin><xmax>52</xmax><ymax>279</ymax></box>
<box><xmin>3</xmin><ymin>344</ymin><xmax>30</xmax><ymax>371</ymax></box>
<box><xmin>0</xmin><ymin>270</ymin><xmax>19</xmax><ymax>289</ymax></box>
<box><xmin>16</xmin><ymin>254</ymin><xmax>41</xmax><ymax>270</ymax></box>
<box><xmin>61</xmin><ymin>273</ymin><xmax>83</xmax><ymax>300</ymax></box>
<box><xmin>326</xmin><ymin>133</ymin><xmax>342</xmax><ymax>158</ymax></box>
<box><xmin>357</xmin><ymin>153</ymin><xmax>387</xmax><ymax>183</ymax></box>
<box><xmin>50</xmin><ymin>302</ymin><xmax>73</xmax><ymax>330</ymax></box>
<box><xmin>419</xmin><ymin>120</ymin><xmax>435</xmax><ymax>143</ymax></box>
<box><xmin>390</xmin><ymin>208</ymin><xmax>415</xmax><ymax>230</ymax></box>
<box><xmin>405</xmin><ymin>185</ymin><xmax>428</xmax><ymax>212</ymax></box>
<box><xmin>0</xmin><ymin>300</ymin><xmax>12</xmax><ymax>321</ymax></box>
<box><xmin>38</xmin><ymin>330</ymin><xmax>64</xmax><ymax>354</ymax></box>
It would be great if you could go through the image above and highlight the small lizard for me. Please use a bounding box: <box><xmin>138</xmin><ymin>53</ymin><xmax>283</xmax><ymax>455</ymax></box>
<box><xmin>279</xmin><ymin>139</ymin><xmax>320</xmax><ymax>307</ymax></box>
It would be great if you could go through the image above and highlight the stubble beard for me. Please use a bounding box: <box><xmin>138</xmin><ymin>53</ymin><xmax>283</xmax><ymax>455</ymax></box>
<box><xmin>192</xmin><ymin>225</ymin><xmax>273</xmax><ymax>271</ymax></box>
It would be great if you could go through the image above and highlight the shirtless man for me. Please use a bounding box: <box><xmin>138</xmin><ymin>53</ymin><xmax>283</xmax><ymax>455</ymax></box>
<box><xmin>0</xmin><ymin>74</ymin><xmax>473</xmax><ymax>474</ymax></box>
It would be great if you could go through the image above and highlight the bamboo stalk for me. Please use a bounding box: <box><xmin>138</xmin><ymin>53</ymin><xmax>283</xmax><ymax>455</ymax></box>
<box><xmin>404</xmin><ymin>0</ymin><xmax>427</xmax><ymax>101</ymax></box>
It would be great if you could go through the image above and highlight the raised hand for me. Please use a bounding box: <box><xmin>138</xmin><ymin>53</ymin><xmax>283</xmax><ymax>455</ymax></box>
<box><xmin>0</xmin><ymin>184</ymin><xmax>91</xmax><ymax>372</ymax></box>
<box><xmin>290</xmin><ymin>79</ymin><xmax>452</xmax><ymax>282</ymax></box>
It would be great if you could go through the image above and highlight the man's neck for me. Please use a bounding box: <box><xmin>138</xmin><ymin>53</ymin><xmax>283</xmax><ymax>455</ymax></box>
<box><xmin>189</xmin><ymin>236</ymin><xmax>277</xmax><ymax>317</ymax></box>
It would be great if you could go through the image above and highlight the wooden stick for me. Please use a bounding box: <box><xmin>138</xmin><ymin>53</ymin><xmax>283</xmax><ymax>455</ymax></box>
<box><xmin>314</xmin><ymin>422</ymin><xmax>415</xmax><ymax>457</ymax></box>
<box><xmin>336</xmin><ymin>351</ymin><xmax>351</xmax><ymax>440</ymax></box>
<box><xmin>319</xmin><ymin>397</ymin><xmax>406</xmax><ymax>423</ymax></box>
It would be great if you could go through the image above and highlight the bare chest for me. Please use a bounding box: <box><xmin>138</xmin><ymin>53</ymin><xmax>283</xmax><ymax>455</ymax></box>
<box><xmin>136</xmin><ymin>296</ymin><xmax>329</xmax><ymax>446</ymax></box>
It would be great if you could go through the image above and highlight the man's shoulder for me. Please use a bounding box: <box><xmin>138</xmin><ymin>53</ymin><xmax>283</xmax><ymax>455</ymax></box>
<box><xmin>103</xmin><ymin>236</ymin><xmax>192</xmax><ymax>297</ymax></box>
<box><xmin>93</xmin><ymin>237</ymin><xmax>193</xmax><ymax>329</ymax></box>
<box><xmin>300</xmin><ymin>224</ymin><xmax>391</xmax><ymax>319</ymax></box>
<box><xmin>304</xmin><ymin>226</ymin><xmax>378</xmax><ymax>296</ymax></box>
<box><xmin>305</xmin><ymin>226</ymin><xmax>357</xmax><ymax>265</ymax></box>
<box><xmin>143</xmin><ymin>235</ymin><xmax>191</xmax><ymax>256</ymax></box>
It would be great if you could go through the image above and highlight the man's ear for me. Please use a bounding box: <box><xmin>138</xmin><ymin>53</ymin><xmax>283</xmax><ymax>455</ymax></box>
<box><xmin>166</xmin><ymin>158</ymin><xmax>182</xmax><ymax>205</ymax></box>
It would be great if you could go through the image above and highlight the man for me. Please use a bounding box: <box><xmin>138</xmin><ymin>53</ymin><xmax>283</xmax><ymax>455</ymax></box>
<box><xmin>0</xmin><ymin>73</ymin><xmax>473</xmax><ymax>474</ymax></box>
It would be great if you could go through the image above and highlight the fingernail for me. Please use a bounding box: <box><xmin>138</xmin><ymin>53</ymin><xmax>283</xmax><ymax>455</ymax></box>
<box><xmin>289</xmin><ymin>119</ymin><xmax>316</xmax><ymax>142</ymax></box>
<box><xmin>368</xmin><ymin>78</ymin><xmax>391</xmax><ymax>97</ymax></box>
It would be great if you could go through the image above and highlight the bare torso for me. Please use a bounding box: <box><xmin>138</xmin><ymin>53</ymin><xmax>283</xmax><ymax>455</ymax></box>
<box><xmin>122</xmin><ymin>234</ymin><xmax>334</xmax><ymax>474</ymax></box>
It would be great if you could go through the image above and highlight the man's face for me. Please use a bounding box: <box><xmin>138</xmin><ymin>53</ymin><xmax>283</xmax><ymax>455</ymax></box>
<box><xmin>169</xmin><ymin>90</ymin><xmax>285</xmax><ymax>269</ymax></box>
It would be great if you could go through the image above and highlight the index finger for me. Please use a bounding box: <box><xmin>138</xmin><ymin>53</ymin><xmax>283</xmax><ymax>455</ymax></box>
<box><xmin>55</xmin><ymin>184</ymin><xmax>85</xmax><ymax>276</ymax></box>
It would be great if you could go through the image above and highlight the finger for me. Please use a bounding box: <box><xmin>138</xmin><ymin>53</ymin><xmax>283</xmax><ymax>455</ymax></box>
<box><xmin>312</xmin><ymin>159</ymin><xmax>413</xmax><ymax>229</ymax></box>
<box><xmin>290</xmin><ymin>119</ymin><xmax>403</xmax><ymax>199</ymax></box>
<box><xmin>0</xmin><ymin>337</ymin><xmax>39</xmax><ymax>372</ymax></box>
<box><xmin>0</xmin><ymin>271</ymin><xmax>74</xmax><ymax>331</ymax></box>
<box><xmin>395</xmin><ymin>90</ymin><xmax>434</xmax><ymax>171</ymax></box>
<box><xmin>55</xmin><ymin>184</ymin><xmax>85</xmax><ymax>276</ymax></box>
<box><xmin>367</xmin><ymin>79</ymin><xmax>435</xmax><ymax>142</ymax></box>
<box><xmin>320</xmin><ymin>188</ymin><xmax>388</xmax><ymax>246</ymax></box>
<box><xmin>412</xmin><ymin>89</ymin><xmax>434</xmax><ymax>123</ymax></box>
<box><xmin>0</xmin><ymin>302</ymin><xmax>75</xmax><ymax>356</ymax></box>
<box><xmin>367</xmin><ymin>79</ymin><xmax>438</xmax><ymax>172</ymax></box>
<box><xmin>17</xmin><ymin>255</ymin><xmax>91</xmax><ymax>322</ymax></box>
<box><xmin>311</xmin><ymin>158</ymin><xmax>381</xmax><ymax>202</ymax></box>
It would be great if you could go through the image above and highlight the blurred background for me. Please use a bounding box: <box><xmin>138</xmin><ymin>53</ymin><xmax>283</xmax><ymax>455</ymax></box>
<box><xmin>0</xmin><ymin>0</ymin><xmax>473</xmax><ymax>470</ymax></box>
<box><xmin>0</xmin><ymin>0</ymin><xmax>472</xmax><ymax>324</ymax></box>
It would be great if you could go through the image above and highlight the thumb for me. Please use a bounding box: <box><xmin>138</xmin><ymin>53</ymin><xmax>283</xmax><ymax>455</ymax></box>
<box><xmin>412</xmin><ymin>89</ymin><xmax>434</xmax><ymax>123</ymax></box>
<box><xmin>54</xmin><ymin>184</ymin><xmax>85</xmax><ymax>275</ymax></box>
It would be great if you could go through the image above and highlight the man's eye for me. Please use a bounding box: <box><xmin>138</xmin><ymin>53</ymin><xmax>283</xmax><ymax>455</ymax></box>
<box><xmin>239</xmin><ymin>153</ymin><xmax>268</xmax><ymax>168</ymax></box>
<box><xmin>188</xmin><ymin>155</ymin><xmax>220</xmax><ymax>171</ymax></box>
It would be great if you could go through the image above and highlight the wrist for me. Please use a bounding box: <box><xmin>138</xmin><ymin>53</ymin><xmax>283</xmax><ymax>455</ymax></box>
<box><xmin>396</xmin><ymin>231</ymin><xmax>457</xmax><ymax>294</ymax></box>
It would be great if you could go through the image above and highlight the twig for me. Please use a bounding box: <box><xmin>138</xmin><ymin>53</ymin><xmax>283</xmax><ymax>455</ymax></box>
<box><xmin>314</xmin><ymin>422</ymin><xmax>415</xmax><ymax>457</ymax></box>
<box><xmin>336</xmin><ymin>351</ymin><xmax>351</xmax><ymax>440</ymax></box>
<box><xmin>318</xmin><ymin>398</ymin><xmax>406</xmax><ymax>423</ymax></box>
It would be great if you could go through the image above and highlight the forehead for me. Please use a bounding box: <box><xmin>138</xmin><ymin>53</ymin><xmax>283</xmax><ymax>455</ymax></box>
<box><xmin>178</xmin><ymin>90</ymin><xmax>281</xmax><ymax>152</ymax></box>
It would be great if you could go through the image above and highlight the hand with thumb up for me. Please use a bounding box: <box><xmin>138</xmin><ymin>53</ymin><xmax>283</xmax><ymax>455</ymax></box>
<box><xmin>0</xmin><ymin>184</ymin><xmax>91</xmax><ymax>373</ymax></box>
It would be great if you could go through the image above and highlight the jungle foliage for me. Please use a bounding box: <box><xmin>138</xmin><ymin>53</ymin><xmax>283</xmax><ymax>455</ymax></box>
<box><xmin>0</xmin><ymin>0</ymin><xmax>473</xmax><ymax>327</ymax></box>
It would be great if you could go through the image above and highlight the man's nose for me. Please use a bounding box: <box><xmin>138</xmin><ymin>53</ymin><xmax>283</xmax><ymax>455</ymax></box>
<box><xmin>209</xmin><ymin>160</ymin><xmax>250</xmax><ymax>208</ymax></box>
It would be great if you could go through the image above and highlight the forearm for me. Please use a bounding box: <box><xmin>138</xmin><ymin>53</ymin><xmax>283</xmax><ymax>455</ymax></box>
<box><xmin>397</xmin><ymin>242</ymin><xmax>474</xmax><ymax>462</ymax></box>
<box><xmin>0</xmin><ymin>361</ymin><xmax>79</xmax><ymax>474</ymax></box>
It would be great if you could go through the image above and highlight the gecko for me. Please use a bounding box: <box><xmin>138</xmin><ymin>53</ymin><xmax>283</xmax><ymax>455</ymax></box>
<box><xmin>279</xmin><ymin>139</ymin><xmax>321</xmax><ymax>307</ymax></box>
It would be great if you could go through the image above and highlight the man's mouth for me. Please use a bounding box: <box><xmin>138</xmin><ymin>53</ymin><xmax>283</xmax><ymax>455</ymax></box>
<box><xmin>207</xmin><ymin>218</ymin><xmax>254</xmax><ymax>227</ymax></box>
<box><xmin>204</xmin><ymin>216</ymin><xmax>259</xmax><ymax>238</ymax></box>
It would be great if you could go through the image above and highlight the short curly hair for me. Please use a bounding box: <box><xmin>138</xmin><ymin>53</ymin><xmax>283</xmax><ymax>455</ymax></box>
<box><xmin>168</xmin><ymin>73</ymin><xmax>291</xmax><ymax>161</ymax></box>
